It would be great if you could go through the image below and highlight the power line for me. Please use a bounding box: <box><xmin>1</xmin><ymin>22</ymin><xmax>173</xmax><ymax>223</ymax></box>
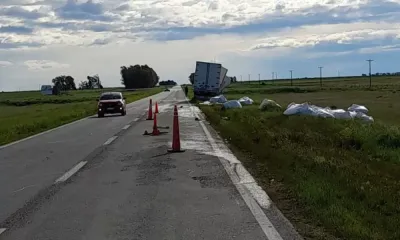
<box><xmin>367</xmin><ymin>59</ymin><xmax>373</xmax><ymax>88</ymax></box>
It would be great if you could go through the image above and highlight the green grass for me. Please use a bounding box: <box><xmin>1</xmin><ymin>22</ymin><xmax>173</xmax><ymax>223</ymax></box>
<box><xmin>0</xmin><ymin>87</ymin><xmax>162</xmax><ymax>145</ymax></box>
<box><xmin>195</xmin><ymin>76</ymin><xmax>400</xmax><ymax>240</ymax></box>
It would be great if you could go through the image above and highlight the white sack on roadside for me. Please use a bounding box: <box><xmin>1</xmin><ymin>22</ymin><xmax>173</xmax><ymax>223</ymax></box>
<box><xmin>353</xmin><ymin>111</ymin><xmax>374</xmax><ymax>123</ymax></box>
<box><xmin>209</xmin><ymin>95</ymin><xmax>227</xmax><ymax>104</ymax></box>
<box><xmin>223</xmin><ymin>100</ymin><xmax>242</xmax><ymax>109</ymax></box>
<box><xmin>238</xmin><ymin>96</ymin><xmax>254</xmax><ymax>105</ymax></box>
<box><xmin>348</xmin><ymin>104</ymin><xmax>369</xmax><ymax>114</ymax></box>
<box><xmin>199</xmin><ymin>101</ymin><xmax>212</xmax><ymax>105</ymax></box>
<box><xmin>284</xmin><ymin>102</ymin><xmax>334</xmax><ymax>118</ymax></box>
<box><xmin>283</xmin><ymin>102</ymin><xmax>374</xmax><ymax>122</ymax></box>
<box><xmin>259</xmin><ymin>99</ymin><xmax>282</xmax><ymax>111</ymax></box>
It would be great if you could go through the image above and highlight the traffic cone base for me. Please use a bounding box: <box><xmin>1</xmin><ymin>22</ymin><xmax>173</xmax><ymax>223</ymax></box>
<box><xmin>167</xmin><ymin>148</ymin><xmax>185</xmax><ymax>153</ymax></box>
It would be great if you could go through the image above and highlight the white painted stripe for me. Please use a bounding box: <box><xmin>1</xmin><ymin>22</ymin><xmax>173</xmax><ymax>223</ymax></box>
<box><xmin>0</xmin><ymin>228</ymin><xmax>6</xmax><ymax>235</ymax></box>
<box><xmin>134</xmin><ymin>117</ymin><xmax>140</xmax><ymax>121</ymax></box>
<box><xmin>55</xmin><ymin>161</ymin><xmax>87</xmax><ymax>183</ymax></box>
<box><xmin>122</xmin><ymin>124</ymin><xmax>130</xmax><ymax>130</ymax></box>
<box><xmin>103</xmin><ymin>136</ymin><xmax>118</xmax><ymax>145</ymax></box>
<box><xmin>0</xmin><ymin>117</ymin><xmax>90</xmax><ymax>150</ymax></box>
<box><xmin>0</xmin><ymin>92</ymin><xmax>166</xmax><ymax>150</ymax></box>
<box><xmin>184</xmin><ymin>94</ymin><xmax>284</xmax><ymax>240</ymax></box>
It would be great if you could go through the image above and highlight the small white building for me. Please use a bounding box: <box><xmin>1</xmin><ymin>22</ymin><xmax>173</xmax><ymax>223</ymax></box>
<box><xmin>40</xmin><ymin>85</ymin><xmax>53</xmax><ymax>95</ymax></box>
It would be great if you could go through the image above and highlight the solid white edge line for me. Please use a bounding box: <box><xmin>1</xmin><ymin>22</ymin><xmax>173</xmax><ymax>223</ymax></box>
<box><xmin>183</xmin><ymin>94</ymin><xmax>284</xmax><ymax>240</ymax></box>
<box><xmin>103</xmin><ymin>136</ymin><xmax>118</xmax><ymax>145</ymax></box>
<box><xmin>122</xmin><ymin>124</ymin><xmax>131</xmax><ymax>130</ymax></box>
<box><xmin>55</xmin><ymin>161</ymin><xmax>87</xmax><ymax>183</ymax></box>
<box><xmin>0</xmin><ymin>91</ymin><xmax>166</xmax><ymax>150</ymax></box>
<box><xmin>134</xmin><ymin>117</ymin><xmax>140</xmax><ymax>121</ymax></box>
<box><xmin>0</xmin><ymin>117</ymin><xmax>91</xmax><ymax>150</ymax></box>
<box><xmin>0</xmin><ymin>228</ymin><xmax>6</xmax><ymax>235</ymax></box>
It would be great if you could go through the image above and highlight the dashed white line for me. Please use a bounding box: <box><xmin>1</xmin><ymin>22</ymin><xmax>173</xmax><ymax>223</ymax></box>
<box><xmin>55</xmin><ymin>161</ymin><xmax>87</xmax><ymax>183</ymax></box>
<box><xmin>122</xmin><ymin>124</ymin><xmax>131</xmax><ymax>130</ymax></box>
<box><xmin>103</xmin><ymin>136</ymin><xmax>118</xmax><ymax>145</ymax></box>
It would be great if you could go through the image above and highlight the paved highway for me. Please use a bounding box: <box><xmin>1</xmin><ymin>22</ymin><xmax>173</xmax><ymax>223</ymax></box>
<box><xmin>0</xmin><ymin>87</ymin><xmax>302</xmax><ymax>239</ymax></box>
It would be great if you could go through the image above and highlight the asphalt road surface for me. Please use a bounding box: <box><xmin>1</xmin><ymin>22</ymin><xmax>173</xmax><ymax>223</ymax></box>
<box><xmin>0</xmin><ymin>86</ymin><xmax>302</xmax><ymax>240</ymax></box>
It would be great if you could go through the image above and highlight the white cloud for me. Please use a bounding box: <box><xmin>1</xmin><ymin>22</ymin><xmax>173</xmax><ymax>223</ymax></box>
<box><xmin>24</xmin><ymin>60</ymin><xmax>69</xmax><ymax>70</ymax></box>
<box><xmin>251</xmin><ymin>22</ymin><xmax>400</xmax><ymax>50</ymax></box>
<box><xmin>0</xmin><ymin>61</ymin><xmax>13</xmax><ymax>67</ymax></box>
<box><xmin>1</xmin><ymin>0</ymin><xmax>400</xmax><ymax>90</ymax></box>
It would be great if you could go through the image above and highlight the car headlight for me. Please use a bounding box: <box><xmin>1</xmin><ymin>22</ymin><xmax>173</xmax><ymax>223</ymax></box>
<box><xmin>117</xmin><ymin>102</ymin><xmax>123</xmax><ymax>106</ymax></box>
<box><xmin>98</xmin><ymin>103</ymin><xmax>103</xmax><ymax>107</ymax></box>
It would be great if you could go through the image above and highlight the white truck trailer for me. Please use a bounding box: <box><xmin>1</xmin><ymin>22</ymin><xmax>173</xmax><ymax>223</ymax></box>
<box><xmin>193</xmin><ymin>61</ymin><xmax>229</xmax><ymax>100</ymax></box>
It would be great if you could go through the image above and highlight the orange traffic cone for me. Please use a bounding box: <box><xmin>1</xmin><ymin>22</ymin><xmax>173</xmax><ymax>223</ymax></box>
<box><xmin>146</xmin><ymin>99</ymin><xmax>153</xmax><ymax>120</ymax></box>
<box><xmin>168</xmin><ymin>105</ymin><xmax>185</xmax><ymax>153</ymax></box>
<box><xmin>151</xmin><ymin>112</ymin><xmax>160</xmax><ymax>135</ymax></box>
<box><xmin>155</xmin><ymin>102</ymin><xmax>159</xmax><ymax>114</ymax></box>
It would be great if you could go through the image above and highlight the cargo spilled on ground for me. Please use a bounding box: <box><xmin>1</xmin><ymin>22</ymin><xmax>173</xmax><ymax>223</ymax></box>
<box><xmin>187</xmin><ymin>77</ymin><xmax>400</xmax><ymax>240</ymax></box>
<box><xmin>0</xmin><ymin>88</ymin><xmax>163</xmax><ymax>145</ymax></box>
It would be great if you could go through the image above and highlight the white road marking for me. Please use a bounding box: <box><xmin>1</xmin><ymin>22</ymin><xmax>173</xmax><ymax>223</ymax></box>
<box><xmin>0</xmin><ymin>228</ymin><xmax>6</xmax><ymax>235</ymax></box>
<box><xmin>103</xmin><ymin>136</ymin><xmax>118</xmax><ymax>145</ymax></box>
<box><xmin>12</xmin><ymin>184</ymin><xmax>37</xmax><ymax>194</ymax></box>
<box><xmin>55</xmin><ymin>161</ymin><xmax>87</xmax><ymax>183</ymax></box>
<box><xmin>0</xmin><ymin>92</ymin><xmax>166</xmax><ymax>150</ymax></box>
<box><xmin>0</xmin><ymin>117</ymin><xmax>90</xmax><ymax>150</ymax></box>
<box><xmin>134</xmin><ymin>117</ymin><xmax>140</xmax><ymax>121</ymax></box>
<box><xmin>122</xmin><ymin>124</ymin><xmax>130</xmax><ymax>130</ymax></box>
<box><xmin>184</xmin><ymin>95</ymin><xmax>284</xmax><ymax>240</ymax></box>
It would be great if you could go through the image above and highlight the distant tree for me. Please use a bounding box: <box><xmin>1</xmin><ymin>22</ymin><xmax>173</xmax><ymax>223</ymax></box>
<box><xmin>189</xmin><ymin>73</ymin><xmax>195</xmax><ymax>84</ymax></box>
<box><xmin>159</xmin><ymin>80</ymin><xmax>177</xmax><ymax>86</ymax></box>
<box><xmin>51</xmin><ymin>75</ymin><xmax>76</xmax><ymax>91</ymax></box>
<box><xmin>52</xmin><ymin>82</ymin><xmax>61</xmax><ymax>95</ymax></box>
<box><xmin>79</xmin><ymin>74</ymin><xmax>103</xmax><ymax>90</ymax></box>
<box><xmin>120</xmin><ymin>64</ymin><xmax>159</xmax><ymax>89</ymax></box>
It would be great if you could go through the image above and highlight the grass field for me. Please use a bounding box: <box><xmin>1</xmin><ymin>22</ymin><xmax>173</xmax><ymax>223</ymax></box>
<box><xmin>190</xmin><ymin>76</ymin><xmax>400</xmax><ymax>240</ymax></box>
<box><xmin>0</xmin><ymin>87</ymin><xmax>162</xmax><ymax>145</ymax></box>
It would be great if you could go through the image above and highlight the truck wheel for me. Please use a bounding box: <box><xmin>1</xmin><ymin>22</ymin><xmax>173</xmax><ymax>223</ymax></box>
<box><xmin>121</xmin><ymin>110</ymin><xmax>126</xmax><ymax>116</ymax></box>
<box><xmin>98</xmin><ymin>113</ymin><xmax>104</xmax><ymax>118</ymax></box>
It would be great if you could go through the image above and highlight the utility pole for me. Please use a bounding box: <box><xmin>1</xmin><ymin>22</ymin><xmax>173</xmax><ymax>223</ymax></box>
<box><xmin>240</xmin><ymin>75</ymin><xmax>242</xmax><ymax>83</ymax></box>
<box><xmin>318</xmin><ymin>66</ymin><xmax>323</xmax><ymax>87</ymax></box>
<box><xmin>289</xmin><ymin>70</ymin><xmax>293</xmax><ymax>86</ymax></box>
<box><xmin>258</xmin><ymin>73</ymin><xmax>261</xmax><ymax>85</ymax></box>
<box><xmin>248</xmin><ymin>74</ymin><xmax>251</xmax><ymax>84</ymax></box>
<box><xmin>367</xmin><ymin>59</ymin><xmax>373</xmax><ymax>88</ymax></box>
<box><xmin>271</xmin><ymin>72</ymin><xmax>274</xmax><ymax>84</ymax></box>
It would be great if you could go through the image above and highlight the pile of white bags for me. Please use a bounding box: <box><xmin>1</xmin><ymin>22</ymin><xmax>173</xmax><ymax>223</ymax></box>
<box><xmin>283</xmin><ymin>102</ymin><xmax>374</xmax><ymax>123</ymax></box>
<box><xmin>259</xmin><ymin>99</ymin><xmax>282</xmax><ymax>111</ymax></box>
<box><xmin>238</xmin><ymin>96</ymin><xmax>254</xmax><ymax>105</ymax></box>
<box><xmin>222</xmin><ymin>100</ymin><xmax>242</xmax><ymax>109</ymax></box>
<box><xmin>209</xmin><ymin>95</ymin><xmax>227</xmax><ymax>104</ymax></box>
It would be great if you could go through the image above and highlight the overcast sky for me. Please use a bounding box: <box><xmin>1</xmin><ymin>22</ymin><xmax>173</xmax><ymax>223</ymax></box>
<box><xmin>0</xmin><ymin>0</ymin><xmax>399</xmax><ymax>91</ymax></box>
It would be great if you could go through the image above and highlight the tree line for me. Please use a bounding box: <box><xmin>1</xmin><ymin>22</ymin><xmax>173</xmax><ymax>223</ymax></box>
<box><xmin>362</xmin><ymin>72</ymin><xmax>400</xmax><ymax>77</ymax></box>
<box><xmin>49</xmin><ymin>64</ymin><xmax>160</xmax><ymax>95</ymax></box>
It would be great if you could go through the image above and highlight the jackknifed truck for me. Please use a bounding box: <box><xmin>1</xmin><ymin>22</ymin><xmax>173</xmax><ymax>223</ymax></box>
<box><xmin>193</xmin><ymin>61</ymin><xmax>232</xmax><ymax>100</ymax></box>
